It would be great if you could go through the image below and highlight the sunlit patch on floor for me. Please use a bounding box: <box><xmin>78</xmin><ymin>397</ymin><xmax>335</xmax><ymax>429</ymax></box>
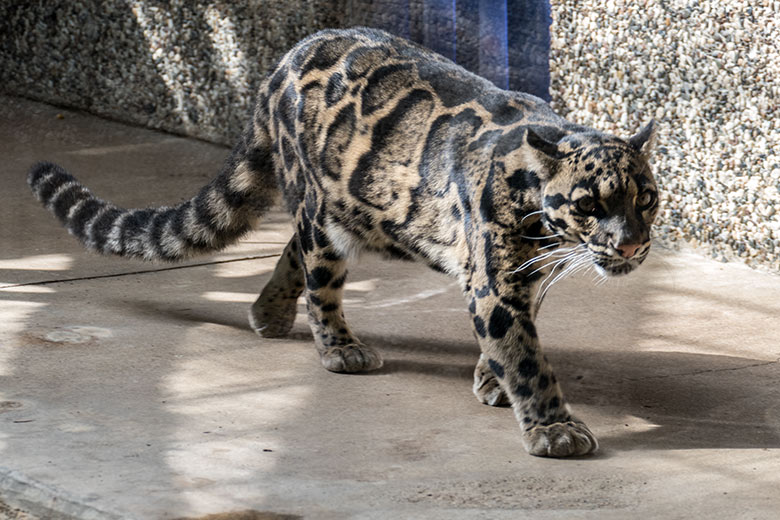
<box><xmin>343</xmin><ymin>278</ymin><xmax>379</xmax><ymax>292</ymax></box>
<box><xmin>0</xmin><ymin>285</ymin><xmax>56</xmax><ymax>293</ymax></box>
<box><xmin>202</xmin><ymin>291</ymin><xmax>258</xmax><ymax>303</ymax></box>
<box><xmin>0</xmin><ymin>300</ymin><xmax>46</xmax><ymax>375</ymax></box>
<box><xmin>0</xmin><ymin>254</ymin><xmax>73</xmax><ymax>271</ymax></box>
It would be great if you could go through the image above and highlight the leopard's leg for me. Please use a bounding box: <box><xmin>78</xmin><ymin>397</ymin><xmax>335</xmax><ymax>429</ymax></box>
<box><xmin>468</xmin><ymin>284</ymin><xmax>598</xmax><ymax>458</ymax></box>
<box><xmin>295</xmin><ymin>211</ymin><xmax>382</xmax><ymax>373</ymax></box>
<box><xmin>473</xmin><ymin>353</ymin><xmax>510</xmax><ymax>406</ymax></box>
<box><xmin>249</xmin><ymin>236</ymin><xmax>304</xmax><ymax>338</ymax></box>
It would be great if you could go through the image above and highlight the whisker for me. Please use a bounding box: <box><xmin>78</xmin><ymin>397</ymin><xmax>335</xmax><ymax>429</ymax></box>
<box><xmin>570</xmin><ymin>260</ymin><xmax>593</xmax><ymax>278</ymax></box>
<box><xmin>511</xmin><ymin>252</ymin><xmax>559</xmax><ymax>274</ymax></box>
<box><xmin>535</xmin><ymin>252</ymin><xmax>587</xmax><ymax>295</ymax></box>
<box><xmin>537</xmin><ymin>242</ymin><xmax>562</xmax><ymax>251</ymax></box>
<box><xmin>527</xmin><ymin>251</ymin><xmax>582</xmax><ymax>277</ymax></box>
<box><xmin>532</xmin><ymin>258</ymin><xmax>570</xmax><ymax>283</ymax></box>
<box><xmin>548</xmin><ymin>262</ymin><xmax>589</xmax><ymax>295</ymax></box>
<box><xmin>516</xmin><ymin>246</ymin><xmax>585</xmax><ymax>276</ymax></box>
<box><xmin>509</xmin><ymin>244</ymin><xmax>583</xmax><ymax>274</ymax></box>
<box><xmin>542</xmin><ymin>252</ymin><xmax>590</xmax><ymax>289</ymax></box>
<box><xmin>537</xmin><ymin>255</ymin><xmax>591</xmax><ymax>302</ymax></box>
<box><xmin>536</xmin><ymin>263</ymin><xmax>566</xmax><ymax>300</ymax></box>
<box><xmin>519</xmin><ymin>210</ymin><xmax>544</xmax><ymax>225</ymax></box>
<box><xmin>519</xmin><ymin>233</ymin><xmax>563</xmax><ymax>240</ymax></box>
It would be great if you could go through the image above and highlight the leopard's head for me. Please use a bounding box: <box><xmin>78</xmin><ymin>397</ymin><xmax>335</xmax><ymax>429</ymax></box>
<box><xmin>526</xmin><ymin>121</ymin><xmax>659</xmax><ymax>277</ymax></box>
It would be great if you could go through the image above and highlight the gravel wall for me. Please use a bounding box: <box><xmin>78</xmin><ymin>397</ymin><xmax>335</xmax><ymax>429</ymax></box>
<box><xmin>0</xmin><ymin>1</ymin><xmax>345</xmax><ymax>145</ymax></box>
<box><xmin>549</xmin><ymin>1</ymin><xmax>780</xmax><ymax>269</ymax></box>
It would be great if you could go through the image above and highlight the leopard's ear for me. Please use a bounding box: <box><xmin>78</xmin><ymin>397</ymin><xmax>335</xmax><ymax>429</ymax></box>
<box><xmin>523</xmin><ymin>127</ymin><xmax>564</xmax><ymax>179</ymax></box>
<box><xmin>628</xmin><ymin>120</ymin><xmax>656</xmax><ymax>158</ymax></box>
<box><xmin>526</xmin><ymin>127</ymin><xmax>561</xmax><ymax>158</ymax></box>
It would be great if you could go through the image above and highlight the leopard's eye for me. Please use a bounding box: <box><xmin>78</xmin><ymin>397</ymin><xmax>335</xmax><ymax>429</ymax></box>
<box><xmin>576</xmin><ymin>196</ymin><xmax>597</xmax><ymax>215</ymax></box>
<box><xmin>637</xmin><ymin>189</ymin><xmax>657</xmax><ymax>210</ymax></box>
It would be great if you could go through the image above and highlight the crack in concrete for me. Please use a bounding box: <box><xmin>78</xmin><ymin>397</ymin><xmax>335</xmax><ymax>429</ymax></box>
<box><xmin>625</xmin><ymin>357</ymin><xmax>780</xmax><ymax>381</ymax></box>
<box><xmin>0</xmin><ymin>253</ymin><xmax>281</xmax><ymax>289</ymax></box>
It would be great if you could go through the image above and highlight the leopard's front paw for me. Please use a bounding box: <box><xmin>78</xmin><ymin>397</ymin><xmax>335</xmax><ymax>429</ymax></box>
<box><xmin>522</xmin><ymin>421</ymin><xmax>598</xmax><ymax>457</ymax></box>
<box><xmin>320</xmin><ymin>344</ymin><xmax>383</xmax><ymax>373</ymax></box>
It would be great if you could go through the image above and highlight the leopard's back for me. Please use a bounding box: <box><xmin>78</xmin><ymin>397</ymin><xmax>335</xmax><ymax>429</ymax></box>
<box><xmin>259</xmin><ymin>27</ymin><xmax>580</xmax><ymax>271</ymax></box>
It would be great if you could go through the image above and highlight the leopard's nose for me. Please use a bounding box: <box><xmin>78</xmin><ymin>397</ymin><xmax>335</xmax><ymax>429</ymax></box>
<box><xmin>615</xmin><ymin>242</ymin><xmax>642</xmax><ymax>259</ymax></box>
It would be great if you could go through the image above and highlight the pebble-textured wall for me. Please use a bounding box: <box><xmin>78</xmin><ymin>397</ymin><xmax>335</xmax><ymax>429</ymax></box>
<box><xmin>0</xmin><ymin>1</ymin><xmax>345</xmax><ymax>145</ymax></box>
<box><xmin>549</xmin><ymin>1</ymin><xmax>780</xmax><ymax>269</ymax></box>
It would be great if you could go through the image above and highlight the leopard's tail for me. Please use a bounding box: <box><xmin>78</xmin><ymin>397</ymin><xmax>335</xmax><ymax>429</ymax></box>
<box><xmin>27</xmin><ymin>124</ymin><xmax>277</xmax><ymax>262</ymax></box>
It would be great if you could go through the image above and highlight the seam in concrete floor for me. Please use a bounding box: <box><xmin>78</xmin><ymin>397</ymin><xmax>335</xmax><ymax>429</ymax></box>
<box><xmin>624</xmin><ymin>357</ymin><xmax>780</xmax><ymax>381</ymax></box>
<box><xmin>0</xmin><ymin>253</ymin><xmax>282</xmax><ymax>290</ymax></box>
<box><xmin>0</xmin><ymin>466</ymin><xmax>134</xmax><ymax>520</ymax></box>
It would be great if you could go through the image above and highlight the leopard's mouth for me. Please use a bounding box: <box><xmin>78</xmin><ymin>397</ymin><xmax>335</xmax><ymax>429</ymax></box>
<box><xmin>590</xmin><ymin>250</ymin><xmax>648</xmax><ymax>277</ymax></box>
<box><xmin>594</xmin><ymin>260</ymin><xmax>637</xmax><ymax>277</ymax></box>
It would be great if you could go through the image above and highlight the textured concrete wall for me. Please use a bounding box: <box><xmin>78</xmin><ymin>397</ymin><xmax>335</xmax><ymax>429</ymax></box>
<box><xmin>2</xmin><ymin>1</ymin><xmax>549</xmax><ymax>142</ymax></box>
<box><xmin>0</xmin><ymin>1</ymin><xmax>345</xmax><ymax>145</ymax></box>
<box><xmin>549</xmin><ymin>1</ymin><xmax>780</xmax><ymax>270</ymax></box>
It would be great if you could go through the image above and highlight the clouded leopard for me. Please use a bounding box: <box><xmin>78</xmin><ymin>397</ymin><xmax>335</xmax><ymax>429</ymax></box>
<box><xmin>28</xmin><ymin>27</ymin><xmax>658</xmax><ymax>457</ymax></box>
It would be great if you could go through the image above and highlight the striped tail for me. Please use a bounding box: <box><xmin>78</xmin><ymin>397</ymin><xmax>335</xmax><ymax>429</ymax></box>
<box><xmin>28</xmin><ymin>127</ymin><xmax>277</xmax><ymax>262</ymax></box>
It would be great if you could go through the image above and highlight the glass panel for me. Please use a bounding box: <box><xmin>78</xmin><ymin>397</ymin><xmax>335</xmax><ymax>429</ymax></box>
<box><xmin>348</xmin><ymin>0</ymin><xmax>551</xmax><ymax>99</ymax></box>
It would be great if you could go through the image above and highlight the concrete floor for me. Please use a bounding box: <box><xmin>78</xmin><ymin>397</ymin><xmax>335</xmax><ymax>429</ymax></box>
<box><xmin>1</xmin><ymin>95</ymin><xmax>779</xmax><ymax>519</ymax></box>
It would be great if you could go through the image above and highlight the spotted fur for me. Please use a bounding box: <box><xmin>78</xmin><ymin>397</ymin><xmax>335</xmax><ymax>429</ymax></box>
<box><xmin>28</xmin><ymin>27</ymin><xmax>659</xmax><ymax>457</ymax></box>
